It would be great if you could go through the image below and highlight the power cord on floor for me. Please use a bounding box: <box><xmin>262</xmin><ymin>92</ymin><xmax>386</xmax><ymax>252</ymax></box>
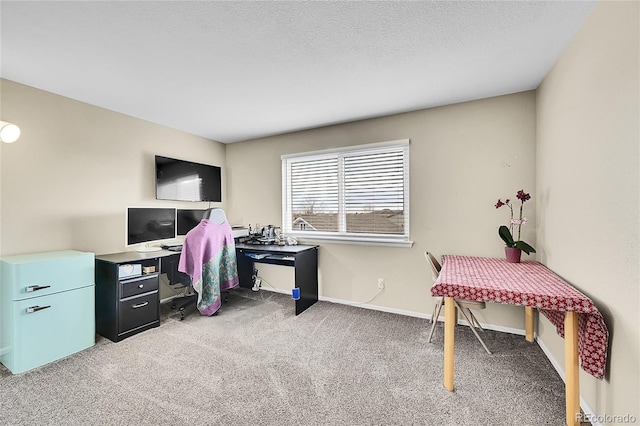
<box><xmin>256</xmin><ymin>276</ymin><xmax>275</xmax><ymax>290</ymax></box>
<box><xmin>352</xmin><ymin>287</ymin><xmax>384</xmax><ymax>305</ymax></box>
<box><xmin>252</xmin><ymin>269</ymin><xmax>276</xmax><ymax>292</ymax></box>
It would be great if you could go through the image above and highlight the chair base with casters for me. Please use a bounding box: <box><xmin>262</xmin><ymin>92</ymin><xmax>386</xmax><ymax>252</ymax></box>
<box><xmin>428</xmin><ymin>297</ymin><xmax>492</xmax><ymax>354</ymax></box>
<box><xmin>171</xmin><ymin>293</ymin><xmax>198</xmax><ymax>321</ymax></box>
<box><xmin>170</xmin><ymin>290</ymin><xmax>230</xmax><ymax>320</ymax></box>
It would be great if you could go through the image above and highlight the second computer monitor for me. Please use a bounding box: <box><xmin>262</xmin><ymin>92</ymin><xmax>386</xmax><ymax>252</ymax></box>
<box><xmin>177</xmin><ymin>209</ymin><xmax>206</xmax><ymax>236</ymax></box>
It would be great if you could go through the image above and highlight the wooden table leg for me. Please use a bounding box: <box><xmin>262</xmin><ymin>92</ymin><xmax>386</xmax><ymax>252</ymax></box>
<box><xmin>444</xmin><ymin>296</ymin><xmax>455</xmax><ymax>391</ymax></box>
<box><xmin>525</xmin><ymin>306</ymin><xmax>534</xmax><ymax>342</ymax></box>
<box><xmin>565</xmin><ymin>311</ymin><xmax>580</xmax><ymax>426</ymax></box>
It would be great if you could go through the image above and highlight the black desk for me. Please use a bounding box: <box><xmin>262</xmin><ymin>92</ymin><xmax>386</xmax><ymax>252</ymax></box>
<box><xmin>95</xmin><ymin>250</ymin><xmax>186</xmax><ymax>342</ymax></box>
<box><xmin>235</xmin><ymin>243</ymin><xmax>319</xmax><ymax>315</ymax></box>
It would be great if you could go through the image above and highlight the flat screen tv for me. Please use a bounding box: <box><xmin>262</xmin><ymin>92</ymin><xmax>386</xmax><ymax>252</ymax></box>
<box><xmin>126</xmin><ymin>207</ymin><xmax>177</xmax><ymax>251</ymax></box>
<box><xmin>177</xmin><ymin>209</ymin><xmax>206</xmax><ymax>236</ymax></box>
<box><xmin>155</xmin><ymin>155</ymin><xmax>221</xmax><ymax>202</ymax></box>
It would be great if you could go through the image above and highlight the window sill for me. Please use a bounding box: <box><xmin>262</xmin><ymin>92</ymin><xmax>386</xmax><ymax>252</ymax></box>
<box><xmin>292</xmin><ymin>234</ymin><xmax>414</xmax><ymax>248</ymax></box>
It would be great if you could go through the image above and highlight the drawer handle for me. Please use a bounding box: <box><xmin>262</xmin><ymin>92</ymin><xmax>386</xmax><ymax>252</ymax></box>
<box><xmin>132</xmin><ymin>301</ymin><xmax>149</xmax><ymax>309</ymax></box>
<box><xmin>26</xmin><ymin>305</ymin><xmax>51</xmax><ymax>314</ymax></box>
<box><xmin>138</xmin><ymin>284</ymin><xmax>144</xmax><ymax>289</ymax></box>
<box><xmin>26</xmin><ymin>285</ymin><xmax>51</xmax><ymax>293</ymax></box>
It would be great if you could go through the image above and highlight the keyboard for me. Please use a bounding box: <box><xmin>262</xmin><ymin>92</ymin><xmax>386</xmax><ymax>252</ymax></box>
<box><xmin>162</xmin><ymin>244</ymin><xmax>183</xmax><ymax>252</ymax></box>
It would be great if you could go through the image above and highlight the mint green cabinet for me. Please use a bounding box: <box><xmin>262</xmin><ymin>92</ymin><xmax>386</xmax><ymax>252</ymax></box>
<box><xmin>1</xmin><ymin>250</ymin><xmax>95</xmax><ymax>374</ymax></box>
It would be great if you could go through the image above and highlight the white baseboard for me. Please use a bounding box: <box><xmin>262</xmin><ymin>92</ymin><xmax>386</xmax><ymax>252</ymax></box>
<box><xmin>319</xmin><ymin>294</ymin><xmax>431</xmax><ymax>319</ymax></box>
<box><xmin>535</xmin><ymin>336</ymin><xmax>601</xmax><ymax>426</ymax></box>
<box><xmin>320</xmin><ymin>294</ymin><xmax>527</xmax><ymax>336</ymax></box>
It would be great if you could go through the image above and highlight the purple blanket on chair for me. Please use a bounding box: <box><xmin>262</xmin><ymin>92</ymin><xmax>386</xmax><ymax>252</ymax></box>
<box><xmin>178</xmin><ymin>219</ymin><xmax>239</xmax><ymax>316</ymax></box>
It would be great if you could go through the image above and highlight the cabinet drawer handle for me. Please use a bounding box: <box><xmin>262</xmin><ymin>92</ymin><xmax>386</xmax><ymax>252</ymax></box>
<box><xmin>132</xmin><ymin>301</ymin><xmax>149</xmax><ymax>309</ymax></box>
<box><xmin>138</xmin><ymin>284</ymin><xmax>144</xmax><ymax>289</ymax></box>
<box><xmin>26</xmin><ymin>305</ymin><xmax>51</xmax><ymax>314</ymax></box>
<box><xmin>26</xmin><ymin>285</ymin><xmax>51</xmax><ymax>293</ymax></box>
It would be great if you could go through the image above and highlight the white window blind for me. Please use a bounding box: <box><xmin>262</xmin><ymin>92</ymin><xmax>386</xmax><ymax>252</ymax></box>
<box><xmin>282</xmin><ymin>140</ymin><xmax>410</xmax><ymax>246</ymax></box>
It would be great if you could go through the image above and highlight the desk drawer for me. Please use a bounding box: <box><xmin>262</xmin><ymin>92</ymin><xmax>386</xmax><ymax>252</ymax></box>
<box><xmin>118</xmin><ymin>292</ymin><xmax>159</xmax><ymax>335</ymax></box>
<box><xmin>120</xmin><ymin>274</ymin><xmax>158</xmax><ymax>299</ymax></box>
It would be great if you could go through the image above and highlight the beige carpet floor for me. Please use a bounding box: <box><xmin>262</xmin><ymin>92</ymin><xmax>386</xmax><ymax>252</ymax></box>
<box><xmin>0</xmin><ymin>288</ymin><xmax>575</xmax><ymax>425</ymax></box>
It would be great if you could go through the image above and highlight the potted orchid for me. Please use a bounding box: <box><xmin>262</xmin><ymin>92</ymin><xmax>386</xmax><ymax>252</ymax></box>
<box><xmin>495</xmin><ymin>189</ymin><xmax>536</xmax><ymax>263</ymax></box>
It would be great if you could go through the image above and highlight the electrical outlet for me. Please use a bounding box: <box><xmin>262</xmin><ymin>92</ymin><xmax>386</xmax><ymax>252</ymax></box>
<box><xmin>377</xmin><ymin>278</ymin><xmax>385</xmax><ymax>289</ymax></box>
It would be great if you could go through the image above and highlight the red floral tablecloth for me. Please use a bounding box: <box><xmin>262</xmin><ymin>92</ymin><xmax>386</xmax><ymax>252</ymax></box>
<box><xmin>431</xmin><ymin>255</ymin><xmax>608</xmax><ymax>379</ymax></box>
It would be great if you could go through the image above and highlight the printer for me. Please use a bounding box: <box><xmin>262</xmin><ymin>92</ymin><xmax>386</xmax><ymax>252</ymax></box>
<box><xmin>232</xmin><ymin>226</ymin><xmax>249</xmax><ymax>240</ymax></box>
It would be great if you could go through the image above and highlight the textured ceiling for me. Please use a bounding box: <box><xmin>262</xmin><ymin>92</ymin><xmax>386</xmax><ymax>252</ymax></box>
<box><xmin>0</xmin><ymin>1</ymin><xmax>596</xmax><ymax>143</ymax></box>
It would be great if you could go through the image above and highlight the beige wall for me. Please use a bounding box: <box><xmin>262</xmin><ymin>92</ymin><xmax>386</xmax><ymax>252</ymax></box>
<box><xmin>4</xmin><ymin>2</ymin><xmax>636</xmax><ymax>417</ymax></box>
<box><xmin>0</xmin><ymin>79</ymin><xmax>227</xmax><ymax>257</ymax></box>
<box><xmin>227</xmin><ymin>91</ymin><xmax>537</xmax><ymax>327</ymax></box>
<box><xmin>537</xmin><ymin>0</ymin><xmax>639</xmax><ymax>421</ymax></box>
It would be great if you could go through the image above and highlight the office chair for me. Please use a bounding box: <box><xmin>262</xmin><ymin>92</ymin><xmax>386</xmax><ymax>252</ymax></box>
<box><xmin>171</xmin><ymin>208</ymin><xmax>232</xmax><ymax>320</ymax></box>
<box><xmin>170</xmin><ymin>276</ymin><xmax>198</xmax><ymax>321</ymax></box>
<box><xmin>170</xmin><ymin>280</ymin><xmax>230</xmax><ymax>320</ymax></box>
<box><xmin>425</xmin><ymin>251</ymin><xmax>492</xmax><ymax>354</ymax></box>
<box><xmin>154</xmin><ymin>251</ymin><xmax>195</xmax><ymax>320</ymax></box>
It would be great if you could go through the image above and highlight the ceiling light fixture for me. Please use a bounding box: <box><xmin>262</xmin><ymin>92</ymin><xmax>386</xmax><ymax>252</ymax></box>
<box><xmin>0</xmin><ymin>121</ymin><xmax>21</xmax><ymax>143</ymax></box>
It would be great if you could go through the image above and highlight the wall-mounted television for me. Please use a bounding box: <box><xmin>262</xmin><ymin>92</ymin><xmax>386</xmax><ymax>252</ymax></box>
<box><xmin>126</xmin><ymin>207</ymin><xmax>176</xmax><ymax>251</ymax></box>
<box><xmin>155</xmin><ymin>155</ymin><xmax>221</xmax><ymax>202</ymax></box>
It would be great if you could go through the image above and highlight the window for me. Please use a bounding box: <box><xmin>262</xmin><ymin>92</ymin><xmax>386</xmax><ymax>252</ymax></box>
<box><xmin>282</xmin><ymin>139</ymin><xmax>411</xmax><ymax>246</ymax></box>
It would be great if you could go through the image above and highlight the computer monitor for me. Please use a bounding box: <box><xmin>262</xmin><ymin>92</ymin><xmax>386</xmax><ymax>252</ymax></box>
<box><xmin>177</xmin><ymin>209</ymin><xmax>206</xmax><ymax>236</ymax></box>
<box><xmin>126</xmin><ymin>207</ymin><xmax>176</xmax><ymax>252</ymax></box>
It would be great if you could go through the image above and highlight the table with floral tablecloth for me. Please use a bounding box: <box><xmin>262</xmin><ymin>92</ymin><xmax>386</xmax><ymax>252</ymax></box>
<box><xmin>430</xmin><ymin>255</ymin><xmax>609</xmax><ymax>426</ymax></box>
